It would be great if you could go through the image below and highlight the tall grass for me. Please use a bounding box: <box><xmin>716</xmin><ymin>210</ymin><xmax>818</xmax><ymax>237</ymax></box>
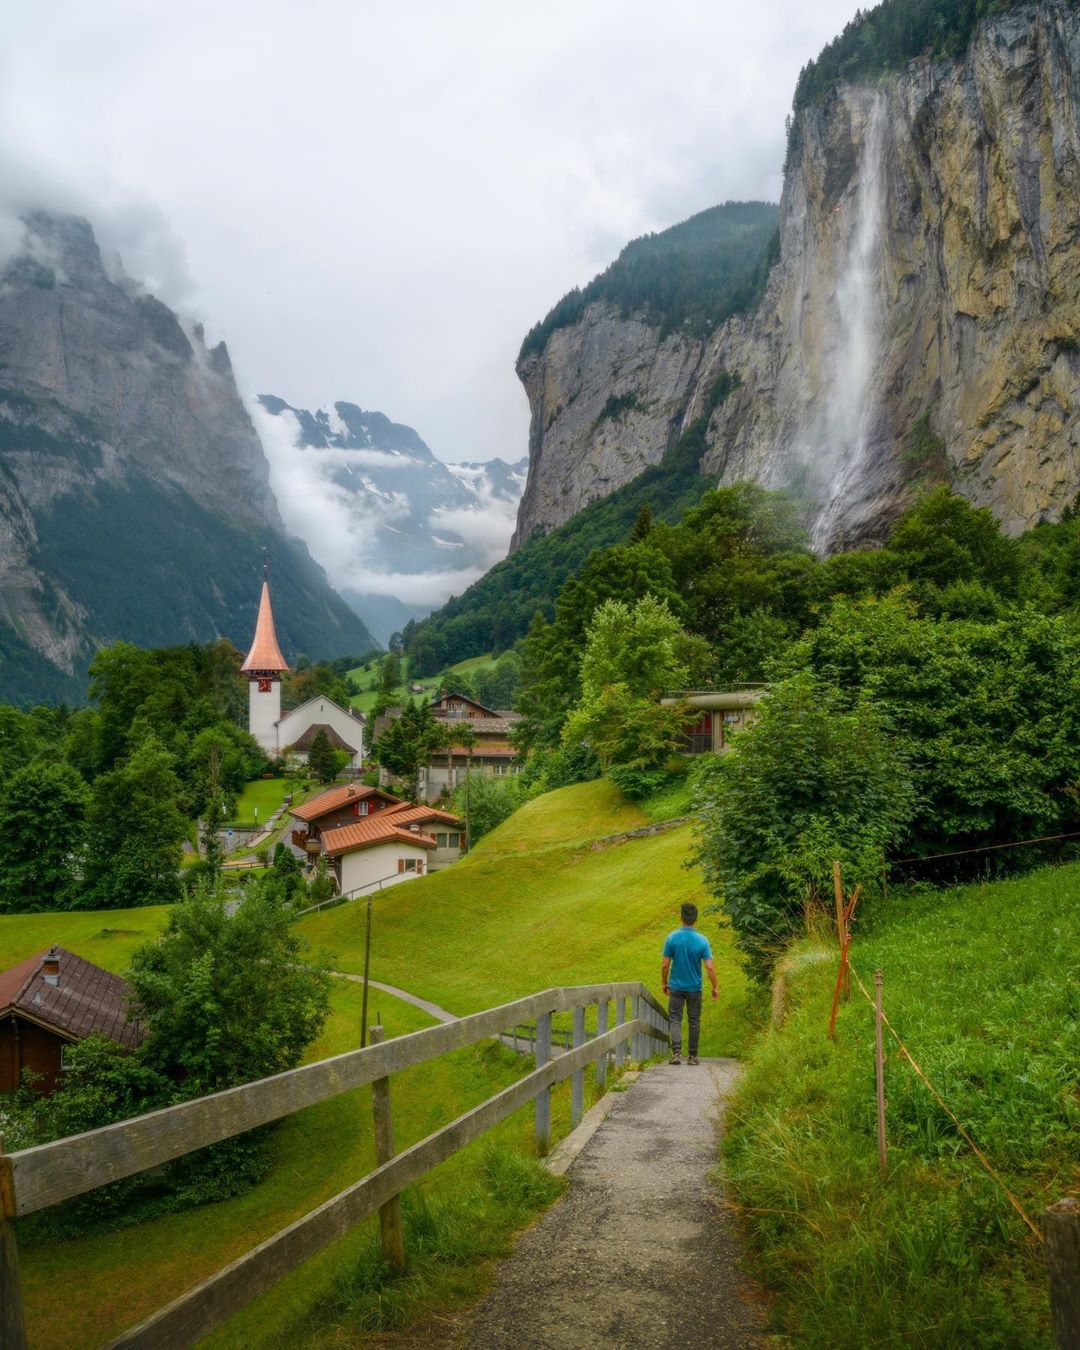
<box><xmin>723</xmin><ymin>864</ymin><xmax>1080</xmax><ymax>1348</ymax></box>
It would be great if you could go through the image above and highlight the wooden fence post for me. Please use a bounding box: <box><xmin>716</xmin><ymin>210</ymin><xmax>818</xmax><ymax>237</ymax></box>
<box><xmin>631</xmin><ymin>995</ymin><xmax>642</xmax><ymax>1061</ymax></box>
<box><xmin>535</xmin><ymin>1011</ymin><xmax>552</xmax><ymax>1153</ymax></box>
<box><xmin>595</xmin><ymin>999</ymin><xmax>609</xmax><ymax>1090</ymax></box>
<box><xmin>571</xmin><ymin>1006</ymin><xmax>585</xmax><ymax>1127</ymax></box>
<box><xmin>615</xmin><ymin>997</ymin><xmax>626</xmax><ymax>1068</ymax></box>
<box><xmin>832</xmin><ymin>860</ymin><xmax>849</xmax><ymax>1001</ymax></box>
<box><xmin>0</xmin><ymin>1136</ymin><xmax>29</xmax><ymax>1350</ymax></box>
<box><xmin>1043</xmin><ymin>1197</ymin><xmax>1080</xmax><ymax>1350</ymax></box>
<box><xmin>368</xmin><ymin>1028</ymin><xmax>406</xmax><ymax>1274</ymax></box>
<box><xmin>875</xmin><ymin>970</ymin><xmax>887</xmax><ymax>1177</ymax></box>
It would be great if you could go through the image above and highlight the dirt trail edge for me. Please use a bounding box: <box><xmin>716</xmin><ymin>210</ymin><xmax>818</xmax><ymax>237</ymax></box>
<box><xmin>467</xmin><ymin>1058</ymin><xmax>769</xmax><ymax>1349</ymax></box>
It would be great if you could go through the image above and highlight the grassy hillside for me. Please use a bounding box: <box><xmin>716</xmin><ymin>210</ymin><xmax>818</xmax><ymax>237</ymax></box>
<box><xmin>724</xmin><ymin>864</ymin><xmax>1080</xmax><ymax>1347</ymax></box>
<box><xmin>347</xmin><ymin>652</ymin><xmax>496</xmax><ymax>714</ymax></box>
<box><xmin>299</xmin><ymin>780</ymin><xmax>755</xmax><ymax>1058</ymax></box>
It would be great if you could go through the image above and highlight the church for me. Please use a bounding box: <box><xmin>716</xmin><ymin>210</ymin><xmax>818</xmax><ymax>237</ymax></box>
<box><xmin>241</xmin><ymin>573</ymin><xmax>367</xmax><ymax>769</ymax></box>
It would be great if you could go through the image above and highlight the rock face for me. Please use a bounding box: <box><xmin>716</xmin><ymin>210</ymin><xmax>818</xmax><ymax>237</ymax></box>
<box><xmin>511</xmin><ymin>310</ymin><xmax>706</xmax><ymax>547</ymax></box>
<box><xmin>0</xmin><ymin>212</ymin><xmax>373</xmax><ymax>702</ymax></box>
<box><xmin>514</xmin><ymin>1</ymin><xmax>1080</xmax><ymax>551</ymax></box>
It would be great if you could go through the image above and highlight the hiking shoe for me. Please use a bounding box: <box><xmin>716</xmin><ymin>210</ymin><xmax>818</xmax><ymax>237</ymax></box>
<box><xmin>687</xmin><ymin>1055</ymin><xmax>700</xmax><ymax>1066</ymax></box>
<box><xmin>669</xmin><ymin>1054</ymin><xmax>682</xmax><ymax>1066</ymax></box>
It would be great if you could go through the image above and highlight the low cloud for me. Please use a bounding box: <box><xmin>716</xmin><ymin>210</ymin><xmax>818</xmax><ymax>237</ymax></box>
<box><xmin>252</xmin><ymin>398</ymin><xmax>520</xmax><ymax>615</ymax></box>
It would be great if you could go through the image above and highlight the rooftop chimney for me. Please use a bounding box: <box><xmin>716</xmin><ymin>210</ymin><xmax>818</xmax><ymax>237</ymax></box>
<box><xmin>42</xmin><ymin>947</ymin><xmax>60</xmax><ymax>987</ymax></box>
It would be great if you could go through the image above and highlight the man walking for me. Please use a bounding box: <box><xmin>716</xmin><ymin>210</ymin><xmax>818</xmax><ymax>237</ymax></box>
<box><xmin>661</xmin><ymin>902</ymin><xmax>718</xmax><ymax>1066</ymax></box>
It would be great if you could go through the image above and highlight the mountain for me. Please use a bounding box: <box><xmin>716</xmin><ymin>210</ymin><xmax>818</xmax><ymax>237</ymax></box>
<box><xmin>256</xmin><ymin>395</ymin><xmax>526</xmax><ymax>645</ymax></box>
<box><xmin>0</xmin><ymin>212</ymin><xmax>375</xmax><ymax>704</ymax></box>
<box><xmin>511</xmin><ymin>201</ymin><xmax>778</xmax><ymax>547</ymax></box>
<box><xmin>511</xmin><ymin>0</ymin><xmax>1080</xmax><ymax>555</ymax></box>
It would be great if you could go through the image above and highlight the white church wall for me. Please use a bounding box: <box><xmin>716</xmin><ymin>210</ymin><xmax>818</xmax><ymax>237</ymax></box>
<box><xmin>248</xmin><ymin>679</ymin><xmax>282</xmax><ymax>756</ymax></box>
<box><xmin>277</xmin><ymin>697</ymin><xmax>366</xmax><ymax>768</ymax></box>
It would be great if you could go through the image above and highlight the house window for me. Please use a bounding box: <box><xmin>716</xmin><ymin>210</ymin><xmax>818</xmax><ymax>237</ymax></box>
<box><xmin>436</xmin><ymin>832</ymin><xmax>448</xmax><ymax>847</ymax></box>
<box><xmin>399</xmin><ymin>857</ymin><xmax>418</xmax><ymax>872</ymax></box>
<box><xmin>683</xmin><ymin>712</ymin><xmax>713</xmax><ymax>755</ymax></box>
<box><xmin>448</xmin><ymin>832</ymin><xmax>460</xmax><ymax>848</ymax></box>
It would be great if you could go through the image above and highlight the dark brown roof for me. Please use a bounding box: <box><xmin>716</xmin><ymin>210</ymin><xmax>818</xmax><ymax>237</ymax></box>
<box><xmin>286</xmin><ymin>722</ymin><xmax>360</xmax><ymax>754</ymax></box>
<box><xmin>432</xmin><ymin>692</ymin><xmax>502</xmax><ymax>717</ymax></box>
<box><xmin>241</xmin><ymin>580</ymin><xmax>289</xmax><ymax>673</ymax></box>
<box><xmin>0</xmin><ymin>947</ymin><xmax>142</xmax><ymax>1049</ymax></box>
<box><xmin>290</xmin><ymin>783</ymin><xmax>404</xmax><ymax>823</ymax></box>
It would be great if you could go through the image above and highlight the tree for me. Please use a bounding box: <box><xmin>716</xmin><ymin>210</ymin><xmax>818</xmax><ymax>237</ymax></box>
<box><xmin>0</xmin><ymin>762</ymin><xmax>90</xmax><ymax>911</ymax></box>
<box><xmin>127</xmin><ymin>881</ymin><xmax>331</xmax><ymax>1095</ymax></box>
<box><xmin>372</xmin><ymin>700</ymin><xmax>442</xmax><ymax>793</ymax></box>
<box><xmin>629</xmin><ymin>502</ymin><xmax>654</xmax><ymax>543</ymax></box>
<box><xmin>378</xmin><ymin>651</ymin><xmax>402</xmax><ymax>697</ymax></box>
<box><xmin>307</xmin><ymin>729</ymin><xmax>339</xmax><ymax>784</ymax></box>
<box><xmin>83</xmin><ymin>737</ymin><xmax>187</xmax><ymax>908</ymax></box>
<box><xmin>694</xmin><ymin>672</ymin><xmax>914</xmax><ymax>981</ymax></box>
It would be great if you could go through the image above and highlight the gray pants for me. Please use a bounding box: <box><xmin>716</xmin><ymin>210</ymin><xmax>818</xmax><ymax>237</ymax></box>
<box><xmin>668</xmin><ymin>989</ymin><xmax>702</xmax><ymax>1056</ymax></box>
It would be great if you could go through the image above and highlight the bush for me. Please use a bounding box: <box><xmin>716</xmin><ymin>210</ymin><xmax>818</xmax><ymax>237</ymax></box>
<box><xmin>694</xmin><ymin>672</ymin><xmax>914</xmax><ymax>981</ymax></box>
<box><xmin>608</xmin><ymin>764</ymin><xmax>670</xmax><ymax>801</ymax></box>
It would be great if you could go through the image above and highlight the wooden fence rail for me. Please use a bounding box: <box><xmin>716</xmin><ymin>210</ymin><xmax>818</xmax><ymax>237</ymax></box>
<box><xmin>0</xmin><ymin>981</ymin><xmax>669</xmax><ymax>1350</ymax></box>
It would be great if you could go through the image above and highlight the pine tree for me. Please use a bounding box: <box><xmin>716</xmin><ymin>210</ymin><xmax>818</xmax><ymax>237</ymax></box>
<box><xmin>629</xmin><ymin>502</ymin><xmax>654</xmax><ymax>543</ymax></box>
<box><xmin>308</xmin><ymin>729</ymin><xmax>338</xmax><ymax>784</ymax></box>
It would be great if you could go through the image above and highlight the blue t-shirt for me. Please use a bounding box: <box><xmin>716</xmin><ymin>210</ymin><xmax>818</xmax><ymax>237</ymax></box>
<box><xmin>663</xmin><ymin>927</ymin><xmax>712</xmax><ymax>992</ymax></box>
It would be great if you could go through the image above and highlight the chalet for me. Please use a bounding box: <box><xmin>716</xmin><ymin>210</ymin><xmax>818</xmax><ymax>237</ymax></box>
<box><xmin>660</xmin><ymin>689</ymin><xmax>765</xmax><ymax>754</ymax></box>
<box><xmin>425</xmin><ymin>692</ymin><xmax>522</xmax><ymax>802</ymax></box>
<box><xmin>289</xmin><ymin>785</ymin><xmax>466</xmax><ymax>885</ymax></box>
<box><xmin>0</xmin><ymin>947</ymin><xmax>142</xmax><ymax>1094</ymax></box>
<box><xmin>289</xmin><ymin>783</ymin><xmax>406</xmax><ymax>859</ymax></box>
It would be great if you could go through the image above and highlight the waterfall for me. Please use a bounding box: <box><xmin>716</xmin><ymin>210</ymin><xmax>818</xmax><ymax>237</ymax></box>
<box><xmin>810</xmin><ymin>94</ymin><xmax>888</xmax><ymax>552</ymax></box>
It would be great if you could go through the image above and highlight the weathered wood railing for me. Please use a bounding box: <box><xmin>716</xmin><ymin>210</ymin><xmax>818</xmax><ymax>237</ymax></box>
<box><xmin>0</xmin><ymin>981</ymin><xmax>669</xmax><ymax>1350</ymax></box>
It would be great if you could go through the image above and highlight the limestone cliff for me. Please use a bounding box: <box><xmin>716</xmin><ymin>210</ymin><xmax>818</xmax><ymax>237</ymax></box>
<box><xmin>0</xmin><ymin>213</ymin><xmax>373</xmax><ymax>701</ymax></box>
<box><xmin>514</xmin><ymin>1</ymin><xmax>1080</xmax><ymax>551</ymax></box>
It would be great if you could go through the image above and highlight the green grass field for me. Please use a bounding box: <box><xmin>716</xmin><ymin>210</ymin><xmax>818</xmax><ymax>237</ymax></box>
<box><xmin>6</xmin><ymin>775</ymin><xmax>745</xmax><ymax>1345</ymax></box>
<box><xmin>230</xmin><ymin>776</ymin><xmax>293</xmax><ymax>827</ymax></box>
<box><xmin>723</xmin><ymin>865</ymin><xmax>1080</xmax><ymax>1348</ymax></box>
<box><xmin>299</xmin><ymin>779</ymin><xmax>756</xmax><ymax>1058</ymax></box>
<box><xmin>348</xmin><ymin>653</ymin><xmax>497</xmax><ymax>715</ymax></box>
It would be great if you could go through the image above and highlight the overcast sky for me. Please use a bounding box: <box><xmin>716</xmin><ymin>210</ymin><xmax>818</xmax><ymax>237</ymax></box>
<box><xmin>2</xmin><ymin>0</ymin><xmax>860</xmax><ymax>467</ymax></box>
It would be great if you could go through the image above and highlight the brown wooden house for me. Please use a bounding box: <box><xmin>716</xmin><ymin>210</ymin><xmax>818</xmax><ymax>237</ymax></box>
<box><xmin>288</xmin><ymin>782</ymin><xmax>406</xmax><ymax>858</ymax></box>
<box><xmin>0</xmin><ymin>947</ymin><xmax>143</xmax><ymax>1094</ymax></box>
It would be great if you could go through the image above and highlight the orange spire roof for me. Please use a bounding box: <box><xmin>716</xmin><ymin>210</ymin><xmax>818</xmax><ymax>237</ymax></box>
<box><xmin>242</xmin><ymin>579</ymin><xmax>289</xmax><ymax>673</ymax></box>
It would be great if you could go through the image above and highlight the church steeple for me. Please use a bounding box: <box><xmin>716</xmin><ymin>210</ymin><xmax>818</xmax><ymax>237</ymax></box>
<box><xmin>244</xmin><ymin>565</ymin><xmax>288</xmax><ymax>755</ymax></box>
<box><xmin>242</xmin><ymin>567</ymin><xmax>289</xmax><ymax>675</ymax></box>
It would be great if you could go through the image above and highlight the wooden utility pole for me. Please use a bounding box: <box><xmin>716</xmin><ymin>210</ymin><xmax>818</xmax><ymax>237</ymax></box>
<box><xmin>1043</xmin><ymin>1197</ymin><xmax>1080</xmax><ymax>1350</ymax></box>
<box><xmin>368</xmin><ymin>1026</ymin><xmax>406</xmax><ymax>1274</ymax></box>
<box><xmin>360</xmin><ymin>895</ymin><xmax>373</xmax><ymax>1048</ymax></box>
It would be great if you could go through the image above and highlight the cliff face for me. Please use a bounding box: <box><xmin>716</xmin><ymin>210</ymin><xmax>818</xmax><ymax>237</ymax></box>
<box><xmin>0</xmin><ymin>213</ymin><xmax>373</xmax><ymax>701</ymax></box>
<box><xmin>511</xmin><ymin>309</ymin><xmax>705</xmax><ymax>546</ymax></box>
<box><xmin>514</xmin><ymin>1</ymin><xmax>1080</xmax><ymax>551</ymax></box>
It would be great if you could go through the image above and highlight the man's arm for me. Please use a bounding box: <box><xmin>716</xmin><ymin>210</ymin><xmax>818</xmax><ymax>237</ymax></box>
<box><xmin>704</xmin><ymin>958</ymin><xmax>719</xmax><ymax>1000</ymax></box>
<box><xmin>661</xmin><ymin>956</ymin><xmax>672</xmax><ymax>995</ymax></box>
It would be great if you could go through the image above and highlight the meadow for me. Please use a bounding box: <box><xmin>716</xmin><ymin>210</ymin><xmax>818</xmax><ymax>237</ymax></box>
<box><xmin>723</xmin><ymin>864</ymin><xmax>1080</xmax><ymax>1348</ymax></box>
<box><xmin>347</xmin><ymin>653</ymin><xmax>497</xmax><ymax>715</ymax></box>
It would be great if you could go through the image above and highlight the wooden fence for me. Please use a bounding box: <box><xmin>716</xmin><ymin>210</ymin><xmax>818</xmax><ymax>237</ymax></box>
<box><xmin>0</xmin><ymin>981</ymin><xmax>669</xmax><ymax>1349</ymax></box>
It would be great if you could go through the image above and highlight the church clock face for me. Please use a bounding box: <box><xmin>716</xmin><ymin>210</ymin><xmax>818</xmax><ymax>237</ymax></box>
<box><xmin>257</xmin><ymin>677</ymin><xmax>273</xmax><ymax>693</ymax></box>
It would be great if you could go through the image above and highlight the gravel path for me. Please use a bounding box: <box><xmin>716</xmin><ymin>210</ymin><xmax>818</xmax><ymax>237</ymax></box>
<box><xmin>467</xmin><ymin>1058</ymin><xmax>769</xmax><ymax>1349</ymax></box>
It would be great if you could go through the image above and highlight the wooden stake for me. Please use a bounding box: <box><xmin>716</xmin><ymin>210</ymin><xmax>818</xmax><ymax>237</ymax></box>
<box><xmin>832</xmin><ymin>861</ymin><xmax>850</xmax><ymax>1001</ymax></box>
<box><xmin>571</xmin><ymin>1006</ymin><xmax>585</xmax><ymax>1127</ymax></box>
<box><xmin>0</xmin><ymin>1135</ymin><xmax>28</xmax><ymax>1350</ymax></box>
<box><xmin>534</xmin><ymin>1011</ymin><xmax>552</xmax><ymax>1153</ymax></box>
<box><xmin>1043</xmin><ymin>1197</ymin><xmax>1080</xmax><ymax>1350</ymax></box>
<box><xmin>368</xmin><ymin>1027</ymin><xmax>406</xmax><ymax>1274</ymax></box>
<box><xmin>875</xmin><ymin>970</ymin><xmax>887</xmax><ymax>1177</ymax></box>
<box><xmin>595</xmin><ymin>999</ymin><xmax>609</xmax><ymax>1090</ymax></box>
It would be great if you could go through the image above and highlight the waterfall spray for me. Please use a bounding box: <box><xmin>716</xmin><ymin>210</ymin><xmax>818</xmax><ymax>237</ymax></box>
<box><xmin>811</xmin><ymin>94</ymin><xmax>888</xmax><ymax>552</ymax></box>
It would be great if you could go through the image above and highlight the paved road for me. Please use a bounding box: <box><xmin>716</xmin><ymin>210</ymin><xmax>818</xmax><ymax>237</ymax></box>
<box><xmin>467</xmin><ymin>1059</ymin><xmax>769</xmax><ymax>1349</ymax></box>
<box><xmin>328</xmin><ymin>972</ymin><xmax>458</xmax><ymax>1025</ymax></box>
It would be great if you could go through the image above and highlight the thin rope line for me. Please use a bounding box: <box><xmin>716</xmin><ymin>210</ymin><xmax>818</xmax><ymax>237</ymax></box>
<box><xmin>847</xmin><ymin>958</ymin><xmax>1042</xmax><ymax>1240</ymax></box>
<box><xmin>891</xmin><ymin>830</ymin><xmax>1080</xmax><ymax>867</ymax></box>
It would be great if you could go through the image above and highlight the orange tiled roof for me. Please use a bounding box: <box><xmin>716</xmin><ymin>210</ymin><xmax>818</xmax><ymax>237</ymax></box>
<box><xmin>241</xmin><ymin>580</ymin><xmax>289</xmax><ymax>673</ymax></box>
<box><xmin>321</xmin><ymin>816</ymin><xmax>438</xmax><ymax>856</ymax></box>
<box><xmin>290</xmin><ymin>783</ymin><xmax>403</xmax><ymax>823</ymax></box>
<box><xmin>0</xmin><ymin>947</ymin><xmax>143</xmax><ymax>1049</ymax></box>
<box><xmin>385</xmin><ymin>803</ymin><xmax>464</xmax><ymax>828</ymax></box>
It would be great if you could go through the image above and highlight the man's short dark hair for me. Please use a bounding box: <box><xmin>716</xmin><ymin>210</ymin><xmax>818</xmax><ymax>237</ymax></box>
<box><xmin>681</xmin><ymin>903</ymin><xmax>698</xmax><ymax>925</ymax></box>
